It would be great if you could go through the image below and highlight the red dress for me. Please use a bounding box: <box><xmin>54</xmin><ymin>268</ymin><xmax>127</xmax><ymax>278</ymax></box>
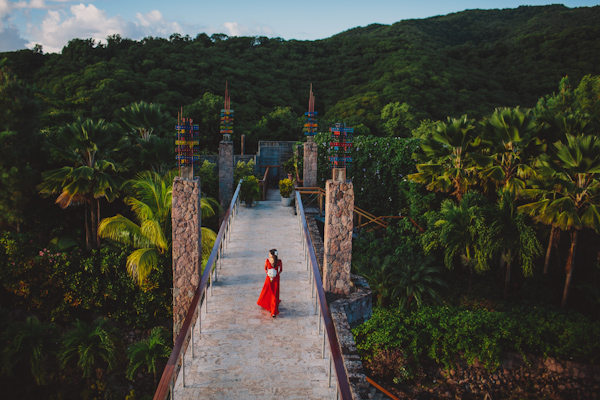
<box><xmin>257</xmin><ymin>259</ymin><xmax>282</xmax><ymax>316</ymax></box>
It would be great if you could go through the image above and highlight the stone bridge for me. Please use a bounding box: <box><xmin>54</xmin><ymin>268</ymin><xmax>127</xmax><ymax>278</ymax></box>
<box><xmin>172</xmin><ymin>189</ymin><xmax>339</xmax><ymax>399</ymax></box>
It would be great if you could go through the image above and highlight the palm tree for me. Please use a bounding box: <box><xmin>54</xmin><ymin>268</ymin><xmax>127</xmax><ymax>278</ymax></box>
<box><xmin>117</xmin><ymin>101</ymin><xmax>175</xmax><ymax>173</ymax></box>
<box><xmin>1</xmin><ymin>316</ymin><xmax>58</xmax><ymax>385</ymax></box>
<box><xmin>392</xmin><ymin>254</ymin><xmax>447</xmax><ymax>309</ymax></box>
<box><xmin>409</xmin><ymin>115</ymin><xmax>478</xmax><ymax>200</ymax></box>
<box><xmin>423</xmin><ymin>191</ymin><xmax>492</xmax><ymax>293</ymax></box>
<box><xmin>355</xmin><ymin>253</ymin><xmax>446</xmax><ymax>308</ymax></box>
<box><xmin>519</xmin><ymin>134</ymin><xmax>600</xmax><ymax>308</ymax></box>
<box><xmin>518</xmin><ymin>176</ymin><xmax>561</xmax><ymax>276</ymax></box>
<box><xmin>126</xmin><ymin>327</ymin><xmax>171</xmax><ymax>386</ymax></box>
<box><xmin>99</xmin><ymin>170</ymin><xmax>220</xmax><ymax>285</ymax></box>
<box><xmin>117</xmin><ymin>101</ymin><xmax>171</xmax><ymax>141</ymax></box>
<box><xmin>517</xmin><ymin>111</ymin><xmax>592</xmax><ymax>276</ymax></box>
<box><xmin>473</xmin><ymin>107</ymin><xmax>546</xmax><ymax>193</ymax></box>
<box><xmin>354</xmin><ymin>255</ymin><xmax>401</xmax><ymax>308</ymax></box>
<box><xmin>38</xmin><ymin>117</ymin><xmax>123</xmax><ymax>249</ymax></box>
<box><xmin>59</xmin><ymin>318</ymin><xmax>118</xmax><ymax>378</ymax></box>
<box><xmin>488</xmin><ymin>189</ymin><xmax>542</xmax><ymax>299</ymax></box>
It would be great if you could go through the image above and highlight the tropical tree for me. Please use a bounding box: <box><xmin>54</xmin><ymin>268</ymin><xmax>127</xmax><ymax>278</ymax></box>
<box><xmin>355</xmin><ymin>252</ymin><xmax>446</xmax><ymax>308</ymax></box>
<box><xmin>423</xmin><ymin>191</ymin><xmax>492</xmax><ymax>292</ymax></box>
<box><xmin>38</xmin><ymin>117</ymin><xmax>123</xmax><ymax>249</ymax></box>
<box><xmin>126</xmin><ymin>327</ymin><xmax>171</xmax><ymax>386</ymax></box>
<box><xmin>487</xmin><ymin>189</ymin><xmax>542</xmax><ymax>299</ymax></box>
<box><xmin>0</xmin><ymin>63</ymin><xmax>42</xmax><ymax>232</ymax></box>
<box><xmin>98</xmin><ymin>170</ymin><xmax>220</xmax><ymax>285</ymax></box>
<box><xmin>409</xmin><ymin>115</ymin><xmax>478</xmax><ymax>200</ymax></box>
<box><xmin>472</xmin><ymin>107</ymin><xmax>545</xmax><ymax>193</ymax></box>
<box><xmin>392</xmin><ymin>254</ymin><xmax>447</xmax><ymax>309</ymax></box>
<box><xmin>519</xmin><ymin>134</ymin><xmax>600</xmax><ymax>308</ymax></box>
<box><xmin>380</xmin><ymin>101</ymin><xmax>419</xmax><ymax>137</ymax></box>
<box><xmin>59</xmin><ymin>318</ymin><xmax>118</xmax><ymax>379</ymax></box>
<box><xmin>117</xmin><ymin>101</ymin><xmax>171</xmax><ymax>141</ymax></box>
<box><xmin>1</xmin><ymin>316</ymin><xmax>58</xmax><ymax>385</ymax></box>
<box><xmin>354</xmin><ymin>255</ymin><xmax>400</xmax><ymax>308</ymax></box>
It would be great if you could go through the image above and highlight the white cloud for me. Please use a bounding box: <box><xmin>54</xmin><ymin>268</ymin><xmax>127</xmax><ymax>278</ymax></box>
<box><xmin>0</xmin><ymin>0</ymin><xmax>28</xmax><ymax>20</ymax></box>
<box><xmin>26</xmin><ymin>4</ymin><xmax>127</xmax><ymax>52</ymax></box>
<box><xmin>135</xmin><ymin>9</ymin><xmax>162</xmax><ymax>27</ymax></box>
<box><xmin>25</xmin><ymin>4</ymin><xmax>185</xmax><ymax>53</ymax></box>
<box><xmin>135</xmin><ymin>10</ymin><xmax>181</xmax><ymax>36</ymax></box>
<box><xmin>222</xmin><ymin>21</ymin><xmax>273</xmax><ymax>37</ymax></box>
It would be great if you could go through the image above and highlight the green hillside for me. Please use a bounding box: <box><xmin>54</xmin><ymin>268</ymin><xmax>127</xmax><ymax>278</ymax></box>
<box><xmin>2</xmin><ymin>4</ymin><xmax>600</xmax><ymax>145</ymax></box>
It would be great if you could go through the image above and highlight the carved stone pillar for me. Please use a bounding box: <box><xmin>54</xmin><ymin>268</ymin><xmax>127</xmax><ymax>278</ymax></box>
<box><xmin>323</xmin><ymin>178</ymin><xmax>354</xmax><ymax>296</ymax></box>
<box><xmin>219</xmin><ymin>136</ymin><xmax>234</xmax><ymax>208</ymax></box>
<box><xmin>303</xmin><ymin>136</ymin><xmax>318</xmax><ymax>187</ymax></box>
<box><xmin>171</xmin><ymin>176</ymin><xmax>201</xmax><ymax>340</ymax></box>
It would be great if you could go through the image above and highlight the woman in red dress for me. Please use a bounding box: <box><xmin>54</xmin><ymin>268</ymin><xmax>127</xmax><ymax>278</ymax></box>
<box><xmin>257</xmin><ymin>249</ymin><xmax>282</xmax><ymax>317</ymax></box>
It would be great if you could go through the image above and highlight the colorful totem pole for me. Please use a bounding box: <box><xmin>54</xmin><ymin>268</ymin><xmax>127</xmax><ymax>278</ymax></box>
<box><xmin>175</xmin><ymin>112</ymin><xmax>200</xmax><ymax>179</ymax></box>
<box><xmin>304</xmin><ymin>83</ymin><xmax>318</xmax><ymax>136</ymax></box>
<box><xmin>329</xmin><ymin>123</ymin><xmax>353</xmax><ymax>181</ymax></box>
<box><xmin>220</xmin><ymin>81</ymin><xmax>234</xmax><ymax>141</ymax></box>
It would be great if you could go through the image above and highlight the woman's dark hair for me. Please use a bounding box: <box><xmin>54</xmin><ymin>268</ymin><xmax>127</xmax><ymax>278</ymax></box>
<box><xmin>269</xmin><ymin>249</ymin><xmax>278</xmax><ymax>263</ymax></box>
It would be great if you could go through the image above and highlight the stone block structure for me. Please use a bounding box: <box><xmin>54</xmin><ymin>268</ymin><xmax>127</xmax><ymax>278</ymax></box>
<box><xmin>219</xmin><ymin>137</ymin><xmax>234</xmax><ymax>208</ymax></box>
<box><xmin>323</xmin><ymin>179</ymin><xmax>354</xmax><ymax>295</ymax></box>
<box><xmin>303</xmin><ymin>137</ymin><xmax>318</xmax><ymax>187</ymax></box>
<box><xmin>330</xmin><ymin>295</ymin><xmax>371</xmax><ymax>400</ymax></box>
<box><xmin>171</xmin><ymin>176</ymin><xmax>202</xmax><ymax>340</ymax></box>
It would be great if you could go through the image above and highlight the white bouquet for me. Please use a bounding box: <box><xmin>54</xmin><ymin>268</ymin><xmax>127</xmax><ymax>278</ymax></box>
<box><xmin>267</xmin><ymin>268</ymin><xmax>278</xmax><ymax>282</ymax></box>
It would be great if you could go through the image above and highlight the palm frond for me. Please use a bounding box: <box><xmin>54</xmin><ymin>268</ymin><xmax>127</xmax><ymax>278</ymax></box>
<box><xmin>126</xmin><ymin>248</ymin><xmax>159</xmax><ymax>286</ymax></box>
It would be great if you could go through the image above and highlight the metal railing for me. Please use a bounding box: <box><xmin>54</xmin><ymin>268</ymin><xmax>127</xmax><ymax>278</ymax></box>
<box><xmin>258</xmin><ymin>166</ymin><xmax>271</xmax><ymax>201</ymax></box>
<box><xmin>153</xmin><ymin>180</ymin><xmax>242</xmax><ymax>400</ymax></box>
<box><xmin>294</xmin><ymin>186</ymin><xmax>425</xmax><ymax>233</ymax></box>
<box><xmin>366</xmin><ymin>376</ymin><xmax>401</xmax><ymax>400</ymax></box>
<box><xmin>295</xmin><ymin>190</ymin><xmax>353</xmax><ymax>400</ymax></box>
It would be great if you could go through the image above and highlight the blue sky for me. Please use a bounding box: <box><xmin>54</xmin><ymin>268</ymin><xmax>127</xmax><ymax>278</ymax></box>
<box><xmin>1</xmin><ymin>0</ymin><xmax>598</xmax><ymax>53</ymax></box>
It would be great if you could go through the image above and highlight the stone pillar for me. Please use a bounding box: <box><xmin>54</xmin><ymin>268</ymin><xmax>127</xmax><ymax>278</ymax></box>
<box><xmin>303</xmin><ymin>136</ymin><xmax>317</xmax><ymax>187</ymax></box>
<box><xmin>172</xmin><ymin>176</ymin><xmax>202</xmax><ymax>340</ymax></box>
<box><xmin>323</xmin><ymin>177</ymin><xmax>354</xmax><ymax>296</ymax></box>
<box><xmin>219</xmin><ymin>135</ymin><xmax>234</xmax><ymax>208</ymax></box>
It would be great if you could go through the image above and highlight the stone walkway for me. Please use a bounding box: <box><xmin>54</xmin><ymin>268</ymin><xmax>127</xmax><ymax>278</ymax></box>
<box><xmin>173</xmin><ymin>191</ymin><xmax>337</xmax><ymax>399</ymax></box>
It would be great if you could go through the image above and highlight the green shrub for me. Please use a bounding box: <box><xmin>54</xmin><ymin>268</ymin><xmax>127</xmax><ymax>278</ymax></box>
<box><xmin>0</xmin><ymin>232</ymin><xmax>171</xmax><ymax>328</ymax></box>
<box><xmin>278</xmin><ymin>179</ymin><xmax>293</xmax><ymax>198</ymax></box>
<box><xmin>198</xmin><ymin>160</ymin><xmax>218</xmax><ymax>199</ymax></box>
<box><xmin>234</xmin><ymin>159</ymin><xmax>256</xmax><ymax>183</ymax></box>
<box><xmin>353</xmin><ymin>305</ymin><xmax>600</xmax><ymax>377</ymax></box>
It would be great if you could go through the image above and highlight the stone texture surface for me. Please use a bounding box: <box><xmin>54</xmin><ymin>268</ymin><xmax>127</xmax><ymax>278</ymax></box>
<box><xmin>173</xmin><ymin>189</ymin><xmax>337</xmax><ymax>399</ymax></box>
<box><xmin>323</xmin><ymin>180</ymin><xmax>354</xmax><ymax>296</ymax></box>
<box><xmin>330</xmin><ymin>282</ymin><xmax>372</xmax><ymax>400</ymax></box>
<box><xmin>303</xmin><ymin>138</ymin><xmax>318</xmax><ymax>188</ymax></box>
<box><xmin>334</xmin><ymin>274</ymin><xmax>372</xmax><ymax>330</ymax></box>
<box><xmin>219</xmin><ymin>139</ymin><xmax>234</xmax><ymax>208</ymax></box>
<box><xmin>306</xmin><ymin>215</ymin><xmax>324</xmax><ymax>277</ymax></box>
<box><xmin>172</xmin><ymin>177</ymin><xmax>202</xmax><ymax>340</ymax></box>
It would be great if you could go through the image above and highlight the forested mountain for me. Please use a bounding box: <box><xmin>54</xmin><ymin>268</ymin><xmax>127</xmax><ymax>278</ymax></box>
<box><xmin>2</xmin><ymin>4</ymin><xmax>600</xmax><ymax>148</ymax></box>
<box><xmin>3</xmin><ymin>5</ymin><xmax>600</xmax><ymax>398</ymax></box>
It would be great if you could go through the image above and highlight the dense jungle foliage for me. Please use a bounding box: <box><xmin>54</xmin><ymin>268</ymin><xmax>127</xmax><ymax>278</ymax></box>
<box><xmin>2</xmin><ymin>4</ymin><xmax>600</xmax><ymax>399</ymax></box>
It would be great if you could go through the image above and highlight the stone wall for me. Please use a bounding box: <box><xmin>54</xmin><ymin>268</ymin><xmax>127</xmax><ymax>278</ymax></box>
<box><xmin>323</xmin><ymin>180</ymin><xmax>354</xmax><ymax>295</ymax></box>
<box><xmin>171</xmin><ymin>177</ymin><xmax>202</xmax><ymax>340</ymax></box>
<box><xmin>330</xmin><ymin>278</ymin><xmax>373</xmax><ymax>400</ymax></box>
<box><xmin>309</xmin><ymin>210</ymin><xmax>373</xmax><ymax>399</ymax></box>
<box><xmin>336</xmin><ymin>274</ymin><xmax>373</xmax><ymax>329</ymax></box>
<box><xmin>306</xmin><ymin>215</ymin><xmax>324</xmax><ymax>277</ymax></box>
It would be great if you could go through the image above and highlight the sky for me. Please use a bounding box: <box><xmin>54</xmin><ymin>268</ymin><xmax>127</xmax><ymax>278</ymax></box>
<box><xmin>0</xmin><ymin>0</ymin><xmax>598</xmax><ymax>53</ymax></box>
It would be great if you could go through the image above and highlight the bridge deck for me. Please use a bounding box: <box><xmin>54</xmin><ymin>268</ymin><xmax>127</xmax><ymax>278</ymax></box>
<box><xmin>174</xmin><ymin>191</ymin><xmax>337</xmax><ymax>399</ymax></box>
